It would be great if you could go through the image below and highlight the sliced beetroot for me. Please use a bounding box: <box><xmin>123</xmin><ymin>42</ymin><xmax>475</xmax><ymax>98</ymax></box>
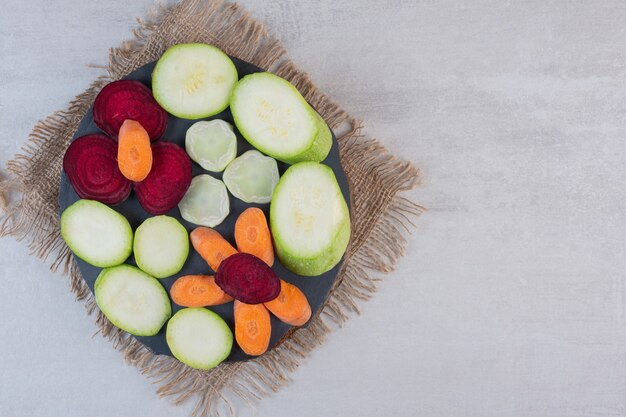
<box><xmin>63</xmin><ymin>134</ymin><xmax>131</xmax><ymax>205</ymax></box>
<box><xmin>215</xmin><ymin>253</ymin><xmax>281</xmax><ymax>304</ymax></box>
<box><xmin>93</xmin><ymin>80</ymin><xmax>167</xmax><ymax>141</ymax></box>
<box><xmin>134</xmin><ymin>142</ymin><xmax>192</xmax><ymax>215</ymax></box>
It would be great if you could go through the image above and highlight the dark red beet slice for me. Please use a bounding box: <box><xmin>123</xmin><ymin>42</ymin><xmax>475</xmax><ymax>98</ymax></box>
<box><xmin>134</xmin><ymin>142</ymin><xmax>192</xmax><ymax>215</ymax></box>
<box><xmin>215</xmin><ymin>253</ymin><xmax>281</xmax><ymax>304</ymax></box>
<box><xmin>93</xmin><ymin>80</ymin><xmax>167</xmax><ymax>141</ymax></box>
<box><xmin>63</xmin><ymin>134</ymin><xmax>131</xmax><ymax>205</ymax></box>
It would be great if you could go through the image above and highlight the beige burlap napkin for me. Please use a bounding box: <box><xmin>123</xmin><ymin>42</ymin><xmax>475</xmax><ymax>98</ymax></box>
<box><xmin>0</xmin><ymin>1</ymin><xmax>423</xmax><ymax>415</ymax></box>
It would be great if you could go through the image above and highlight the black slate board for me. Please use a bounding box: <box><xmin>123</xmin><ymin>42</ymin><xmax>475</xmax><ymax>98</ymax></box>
<box><xmin>58</xmin><ymin>58</ymin><xmax>351</xmax><ymax>362</ymax></box>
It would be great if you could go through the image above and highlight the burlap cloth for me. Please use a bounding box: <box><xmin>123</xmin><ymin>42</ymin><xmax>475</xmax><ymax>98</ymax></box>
<box><xmin>0</xmin><ymin>0</ymin><xmax>423</xmax><ymax>415</ymax></box>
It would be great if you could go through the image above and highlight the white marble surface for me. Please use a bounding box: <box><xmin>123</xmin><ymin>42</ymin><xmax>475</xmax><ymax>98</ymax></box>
<box><xmin>2</xmin><ymin>1</ymin><xmax>626</xmax><ymax>416</ymax></box>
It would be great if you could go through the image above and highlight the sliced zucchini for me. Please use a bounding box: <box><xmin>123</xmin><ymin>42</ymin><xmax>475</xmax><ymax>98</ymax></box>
<box><xmin>133</xmin><ymin>216</ymin><xmax>189</xmax><ymax>278</ymax></box>
<box><xmin>185</xmin><ymin>120</ymin><xmax>237</xmax><ymax>172</ymax></box>
<box><xmin>95</xmin><ymin>264</ymin><xmax>171</xmax><ymax>336</ymax></box>
<box><xmin>270</xmin><ymin>162</ymin><xmax>350</xmax><ymax>276</ymax></box>
<box><xmin>60</xmin><ymin>199</ymin><xmax>133</xmax><ymax>268</ymax></box>
<box><xmin>152</xmin><ymin>43</ymin><xmax>238</xmax><ymax>119</ymax></box>
<box><xmin>230</xmin><ymin>72</ymin><xmax>331</xmax><ymax>164</ymax></box>
<box><xmin>222</xmin><ymin>150</ymin><xmax>279</xmax><ymax>204</ymax></box>
<box><xmin>166</xmin><ymin>308</ymin><xmax>233</xmax><ymax>370</ymax></box>
<box><xmin>178</xmin><ymin>175</ymin><xmax>230</xmax><ymax>227</ymax></box>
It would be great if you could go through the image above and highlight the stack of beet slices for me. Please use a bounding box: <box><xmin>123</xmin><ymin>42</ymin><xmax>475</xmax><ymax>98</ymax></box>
<box><xmin>63</xmin><ymin>80</ymin><xmax>192</xmax><ymax>214</ymax></box>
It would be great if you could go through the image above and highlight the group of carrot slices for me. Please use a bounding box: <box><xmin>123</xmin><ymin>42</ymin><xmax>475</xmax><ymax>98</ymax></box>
<box><xmin>177</xmin><ymin>207</ymin><xmax>311</xmax><ymax>356</ymax></box>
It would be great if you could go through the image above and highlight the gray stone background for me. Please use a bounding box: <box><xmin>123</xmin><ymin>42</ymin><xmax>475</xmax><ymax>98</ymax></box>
<box><xmin>2</xmin><ymin>1</ymin><xmax>625</xmax><ymax>416</ymax></box>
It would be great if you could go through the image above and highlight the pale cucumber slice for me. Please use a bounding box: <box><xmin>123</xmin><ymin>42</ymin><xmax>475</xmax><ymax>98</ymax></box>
<box><xmin>134</xmin><ymin>216</ymin><xmax>189</xmax><ymax>278</ymax></box>
<box><xmin>152</xmin><ymin>43</ymin><xmax>238</xmax><ymax>119</ymax></box>
<box><xmin>223</xmin><ymin>150</ymin><xmax>279</xmax><ymax>204</ymax></box>
<box><xmin>166</xmin><ymin>308</ymin><xmax>233</xmax><ymax>370</ymax></box>
<box><xmin>270</xmin><ymin>162</ymin><xmax>350</xmax><ymax>276</ymax></box>
<box><xmin>178</xmin><ymin>175</ymin><xmax>230</xmax><ymax>227</ymax></box>
<box><xmin>185</xmin><ymin>120</ymin><xmax>237</xmax><ymax>172</ymax></box>
<box><xmin>95</xmin><ymin>264</ymin><xmax>171</xmax><ymax>336</ymax></box>
<box><xmin>61</xmin><ymin>199</ymin><xmax>133</xmax><ymax>268</ymax></box>
<box><xmin>230</xmin><ymin>72</ymin><xmax>331</xmax><ymax>164</ymax></box>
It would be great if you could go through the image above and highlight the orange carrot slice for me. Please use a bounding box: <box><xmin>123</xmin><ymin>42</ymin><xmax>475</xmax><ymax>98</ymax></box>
<box><xmin>170</xmin><ymin>275</ymin><xmax>233</xmax><ymax>307</ymax></box>
<box><xmin>234</xmin><ymin>300</ymin><xmax>271</xmax><ymax>356</ymax></box>
<box><xmin>117</xmin><ymin>119</ymin><xmax>153</xmax><ymax>181</ymax></box>
<box><xmin>234</xmin><ymin>207</ymin><xmax>274</xmax><ymax>267</ymax></box>
<box><xmin>264</xmin><ymin>280</ymin><xmax>311</xmax><ymax>326</ymax></box>
<box><xmin>190</xmin><ymin>227</ymin><xmax>238</xmax><ymax>272</ymax></box>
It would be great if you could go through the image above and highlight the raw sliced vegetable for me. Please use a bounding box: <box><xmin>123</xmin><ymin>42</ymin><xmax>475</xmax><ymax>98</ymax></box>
<box><xmin>264</xmin><ymin>280</ymin><xmax>311</xmax><ymax>326</ymax></box>
<box><xmin>222</xmin><ymin>150</ymin><xmax>279</xmax><ymax>204</ymax></box>
<box><xmin>234</xmin><ymin>301</ymin><xmax>271</xmax><ymax>356</ymax></box>
<box><xmin>134</xmin><ymin>142</ymin><xmax>192</xmax><ymax>215</ymax></box>
<box><xmin>215</xmin><ymin>253</ymin><xmax>280</xmax><ymax>304</ymax></box>
<box><xmin>178</xmin><ymin>175</ymin><xmax>229</xmax><ymax>227</ymax></box>
<box><xmin>270</xmin><ymin>162</ymin><xmax>350</xmax><ymax>276</ymax></box>
<box><xmin>134</xmin><ymin>215</ymin><xmax>189</xmax><ymax>278</ymax></box>
<box><xmin>152</xmin><ymin>43</ymin><xmax>238</xmax><ymax>119</ymax></box>
<box><xmin>93</xmin><ymin>80</ymin><xmax>167</xmax><ymax>141</ymax></box>
<box><xmin>63</xmin><ymin>134</ymin><xmax>131</xmax><ymax>205</ymax></box>
<box><xmin>117</xmin><ymin>120</ymin><xmax>153</xmax><ymax>182</ymax></box>
<box><xmin>190</xmin><ymin>227</ymin><xmax>238</xmax><ymax>272</ymax></box>
<box><xmin>166</xmin><ymin>308</ymin><xmax>233</xmax><ymax>370</ymax></box>
<box><xmin>230</xmin><ymin>72</ymin><xmax>331</xmax><ymax>164</ymax></box>
<box><xmin>170</xmin><ymin>275</ymin><xmax>233</xmax><ymax>307</ymax></box>
<box><xmin>61</xmin><ymin>199</ymin><xmax>133</xmax><ymax>268</ymax></box>
<box><xmin>185</xmin><ymin>120</ymin><xmax>237</xmax><ymax>172</ymax></box>
<box><xmin>95</xmin><ymin>264</ymin><xmax>171</xmax><ymax>336</ymax></box>
<box><xmin>234</xmin><ymin>207</ymin><xmax>274</xmax><ymax>266</ymax></box>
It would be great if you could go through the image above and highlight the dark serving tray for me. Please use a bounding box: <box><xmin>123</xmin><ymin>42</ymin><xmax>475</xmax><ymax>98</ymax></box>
<box><xmin>58</xmin><ymin>57</ymin><xmax>351</xmax><ymax>362</ymax></box>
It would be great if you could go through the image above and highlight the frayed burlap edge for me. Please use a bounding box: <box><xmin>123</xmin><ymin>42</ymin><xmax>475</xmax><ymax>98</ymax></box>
<box><xmin>0</xmin><ymin>1</ymin><xmax>424</xmax><ymax>416</ymax></box>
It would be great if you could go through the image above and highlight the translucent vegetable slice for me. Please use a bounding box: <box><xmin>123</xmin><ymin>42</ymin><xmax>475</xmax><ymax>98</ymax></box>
<box><xmin>222</xmin><ymin>150</ymin><xmax>279</xmax><ymax>204</ymax></box>
<box><xmin>178</xmin><ymin>175</ymin><xmax>230</xmax><ymax>227</ymax></box>
<box><xmin>185</xmin><ymin>120</ymin><xmax>237</xmax><ymax>172</ymax></box>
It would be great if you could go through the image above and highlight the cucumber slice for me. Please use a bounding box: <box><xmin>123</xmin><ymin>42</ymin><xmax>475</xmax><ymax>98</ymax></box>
<box><xmin>134</xmin><ymin>216</ymin><xmax>189</xmax><ymax>278</ymax></box>
<box><xmin>185</xmin><ymin>120</ymin><xmax>237</xmax><ymax>172</ymax></box>
<box><xmin>152</xmin><ymin>43</ymin><xmax>238</xmax><ymax>119</ymax></box>
<box><xmin>270</xmin><ymin>162</ymin><xmax>350</xmax><ymax>276</ymax></box>
<box><xmin>95</xmin><ymin>265</ymin><xmax>171</xmax><ymax>336</ymax></box>
<box><xmin>178</xmin><ymin>175</ymin><xmax>230</xmax><ymax>227</ymax></box>
<box><xmin>222</xmin><ymin>150</ymin><xmax>279</xmax><ymax>204</ymax></box>
<box><xmin>61</xmin><ymin>199</ymin><xmax>133</xmax><ymax>268</ymax></box>
<box><xmin>166</xmin><ymin>308</ymin><xmax>233</xmax><ymax>370</ymax></box>
<box><xmin>230</xmin><ymin>72</ymin><xmax>331</xmax><ymax>164</ymax></box>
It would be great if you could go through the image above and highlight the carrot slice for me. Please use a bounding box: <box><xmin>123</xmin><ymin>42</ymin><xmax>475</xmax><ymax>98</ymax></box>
<box><xmin>117</xmin><ymin>119</ymin><xmax>153</xmax><ymax>181</ymax></box>
<box><xmin>190</xmin><ymin>227</ymin><xmax>238</xmax><ymax>272</ymax></box>
<box><xmin>264</xmin><ymin>280</ymin><xmax>311</xmax><ymax>326</ymax></box>
<box><xmin>234</xmin><ymin>207</ymin><xmax>274</xmax><ymax>267</ymax></box>
<box><xmin>170</xmin><ymin>275</ymin><xmax>233</xmax><ymax>307</ymax></box>
<box><xmin>234</xmin><ymin>300</ymin><xmax>271</xmax><ymax>356</ymax></box>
